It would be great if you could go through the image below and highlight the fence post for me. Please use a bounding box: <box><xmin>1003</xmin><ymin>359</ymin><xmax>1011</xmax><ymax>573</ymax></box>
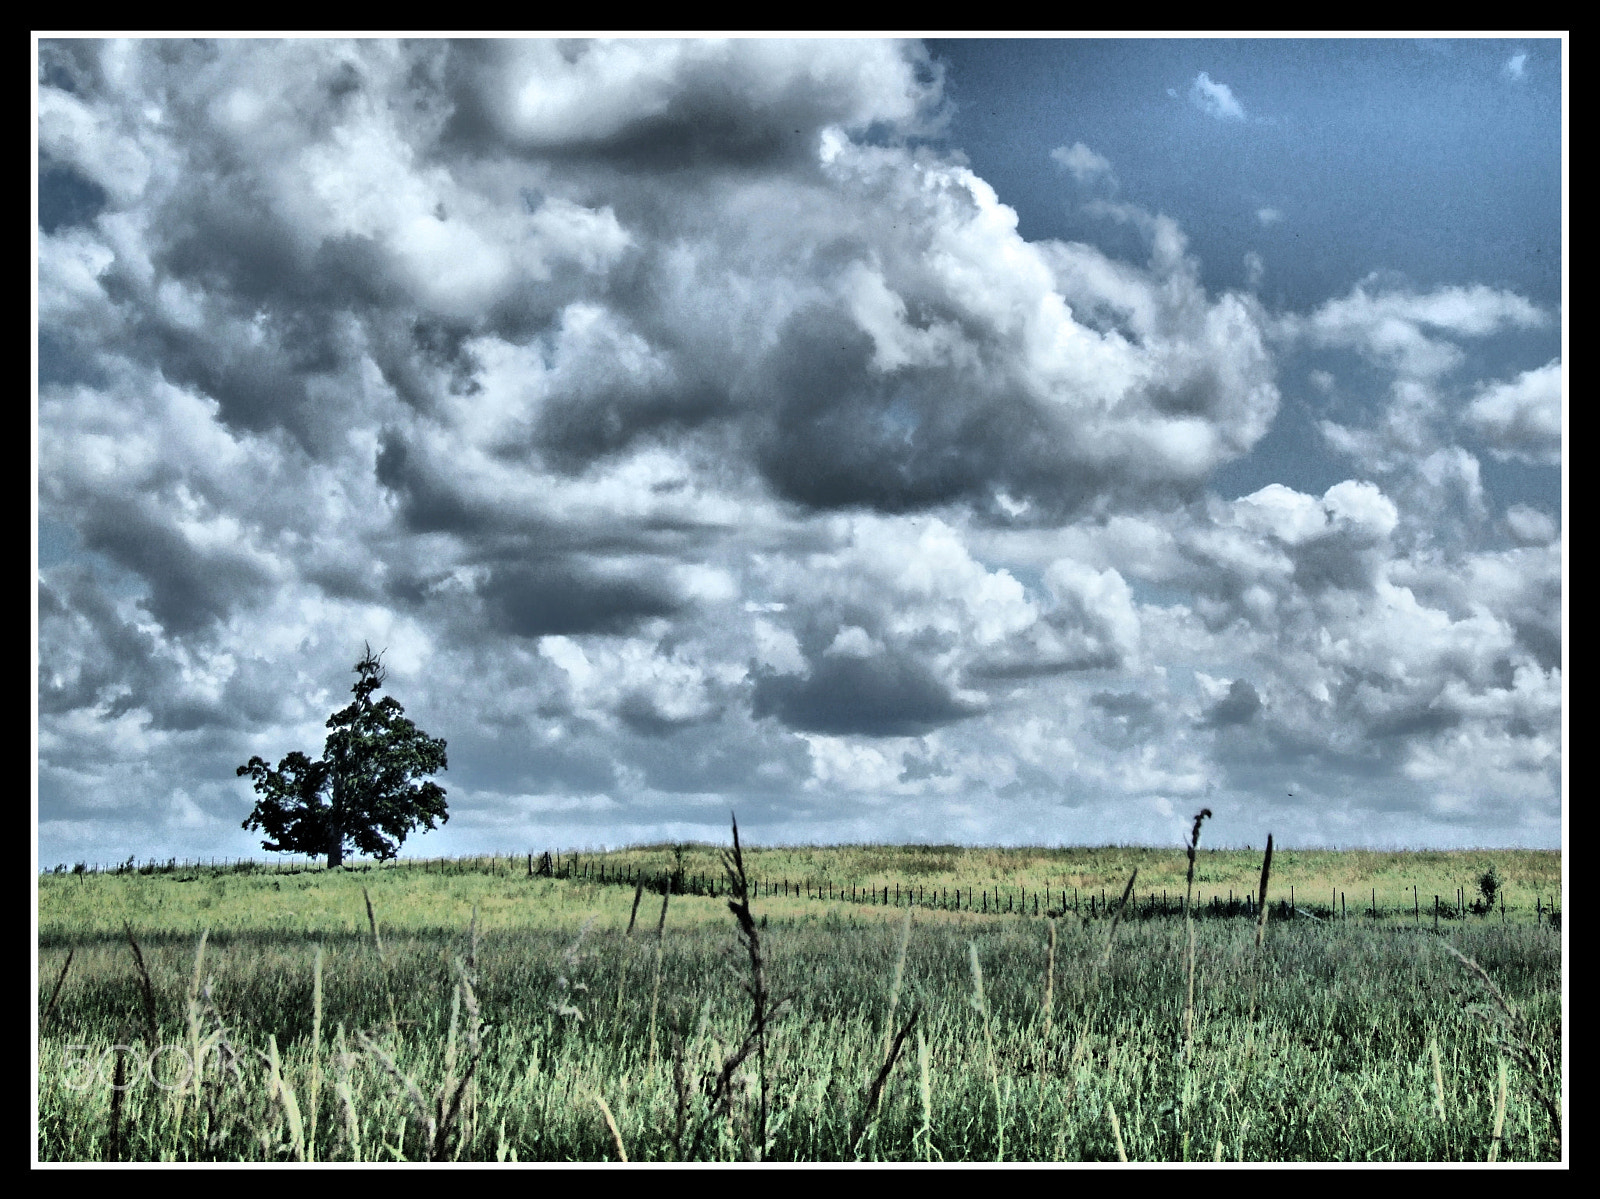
<box><xmin>1341</xmin><ymin>891</ymin><xmax>1345</xmax><ymax>921</ymax></box>
<box><xmin>1434</xmin><ymin>895</ymin><xmax>1439</xmax><ymax>932</ymax></box>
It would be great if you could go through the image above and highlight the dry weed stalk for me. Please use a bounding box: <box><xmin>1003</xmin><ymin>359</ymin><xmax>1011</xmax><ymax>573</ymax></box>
<box><xmin>1182</xmin><ymin>808</ymin><xmax>1212</xmax><ymax>1065</ymax></box>
<box><xmin>308</xmin><ymin>944</ymin><xmax>323</xmax><ymax>1161</ymax></box>
<box><xmin>1100</xmin><ymin>869</ymin><xmax>1138</xmax><ymax>971</ymax></box>
<box><xmin>685</xmin><ymin>1009</ymin><xmax>767</xmax><ymax>1159</ymax></box>
<box><xmin>1040</xmin><ymin>918</ymin><xmax>1056</xmax><ymax>1043</ymax></box>
<box><xmin>626</xmin><ymin>875</ymin><xmax>645</xmax><ymax>936</ymax></box>
<box><xmin>362</xmin><ymin>886</ymin><xmax>384</xmax><ymax>961</ymax></box>
<box><xmin>1430</xmin><ymin>1037</ymin><xmax>1447</xmax><ymax>1124</ymax></box>
<box><xmin>646</xmin><ymin>886</ymin><xmax>670</xmax><ymax>1068</ymax></box>
<box><xmin>968</xmin><ymin>942</ymin><xmax>1005</xmax><ymax>1162</ymax></box>
<box><xmin>186</xmin><ymin>930</ymin><xmax>209</xmax><ymax>1120</ymax></box>
<box><xmin>916</xmin><ymin>1026</ymin><xmax>936</xmax><ymax>1162</ymax></box>
<box><xmin>1254</xmin><ymin>833</ymin><xmax>1274</xmax><ymax>951</ymax></box>
<box><xmin>43</xmin><ymin>947</ymin><xmax>74</xmax><ymax>1024</ymax></box>
<box><xmin>592</xmin><ymin>1091</ymin><xmax>628</xmax><ymax>1161</ymax></box>
<box><xmin>107</xmin><ymin>1035</ymin><xmax>128</xmax><ymax>1161</ymax></box>
<box><xmin>122</xmin><ymin>921</ymin><xmax>160</xmax><ymax>1047</ymax></box>
<box><xmin>1488</xmin><ymin>1055</ymin><xmax>1508</xmax><ymax>1161</ymax></box>
<box><xmin>263</xmin><ymin>1032</ymin><xmax>307</xmax><ymax>1160</ymax></box>
<box><xmin>854</xmin><ymin>910</ymin><xmax>918</xmax><ymax>1156</ymax></box>
<box><xmin>852</xmin><ymin>1005</ymin><xmax>921</xmax><ymax>1158</ymax></box>
<box><xmin>355</xmin><ymin>948</ymin><xmax>486</xmax><ymax>1161</ymax></box>
<box><xmin>1057</xmin><ymin>874</ymin><xmax>1136</xmax><ymax>1115</ymax></box>
<box><xmin>333</xmin><ymin>1023</ymin><xmax>363</xmax><ymax>1162</ymax></box>
<box><xmin>686</xmin><ymin>814</ymin><xmax>791</xmax><ymax>1161</ymax></box>
<box><xmin>1245</xmin><ymin>834</ymin><xmax>1275</xmax><ymax>1048</ymax></box>
<box><xmin>356</xmin><ymin>1031</ymin><xmax>435</xmax><ymax>1150</ymax></box>
<box><xmin>549</xmin><ymin>917</ymin><xmax>594</xmax><ymax>1025</ymax></box>
<box><xmin>1106</xmin><ymin>1098</ymin><xmax>1128</xmax><ymax>1161</ymax></box>
<box><xmin>880</xmin><ymin>908</ymin><xmax>913</xmax><ymax>1065</ymax></box>
<box><xmin>671</xmin><ymin>1035</ymin><xmax>692</xmax><ymax>1159</ymax></box>
<box><xmin>1441</xmin><ymin>941</ymin><xmax>1561</xmax><ymax>1156</ymax></box>
<box><xmin>720</xmin><ymin>812</ymin><xmax>771</xmax><ymax>1159</ymax></box>
<box><xmin>196</xmin><ymin>978</ymin><xmax>247</xmax><ymax>1153</ymax></box>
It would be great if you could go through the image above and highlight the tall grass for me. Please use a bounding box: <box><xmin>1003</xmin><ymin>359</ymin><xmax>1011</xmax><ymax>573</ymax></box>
<box><xmin>37</xmin><ymin>839</ymin><xmax>1562</xmax><ymax>1162</ymax></box>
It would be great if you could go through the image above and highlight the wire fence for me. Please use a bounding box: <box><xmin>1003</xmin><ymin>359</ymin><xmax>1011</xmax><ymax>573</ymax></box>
<box><xmin>39</xmin><ymin>851</ymin><xmax>1563</xmax><ymax>928</ymax></box>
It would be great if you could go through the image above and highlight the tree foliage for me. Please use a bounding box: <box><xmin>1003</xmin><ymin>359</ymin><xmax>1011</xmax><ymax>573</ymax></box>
<box><xmin>239</xmin><ymin>646</ymin><xmax>448</xmax><ymax>867</ymax></box>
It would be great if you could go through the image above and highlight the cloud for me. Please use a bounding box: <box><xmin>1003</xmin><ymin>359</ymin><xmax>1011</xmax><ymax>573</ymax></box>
<box><xmin>1243</xmin><ymin>250</ymin><xmax>1264</xmax><ymax>291</ymax></box>
<box><xmin>1463</xmin><ymin>359</ymin><xmax>1562</xmax><ymax>465</ymax></box>
<box><xmin>1255</xmin><ymin>207</ymin><xmax>1282</xmax><ymax>226</ymax></box>
<box><xmin>482</xmin><ymin>559</ymin><xmax>684</xmax><ymax>638</ymax></box>
<box><xmin>752</xmin><ymin>653</ymin><xmax>983</xmax><ymax>738</ymax></box>
<box><xmin>1503</xmin><ymin>52</ymin><xmax>1528</xmax><ymax>81</ymax></box>
<box><xmin>1189</xmin><ymin>72</ymin><xmax>1246</xmax><ymax>121</ymax></box>
<box><xmin>34</xmin><ymin>39</ymin><xmax>1561</xmax><ymax>858</ymax></box>
<box><xmin>1285</xmin><ymin>279</ymin><xmax>1546</xmax><ymax>380</ymax></box>
<box><xmin>1051</xmin><ymin>141</ymin><xmax>1116</xmax><ymax>188</ymax></box>
<box><xmin>445</xmin><ymin>39</ymin><xmax>943</xmax><ymax>159</ymax></box>
<box><xmin>1280</xmin><ymin>282</ymin><xmax>1551</xmax><ymax>534</ymax></box>
<box><xmin>1504</xmin><ymin>504</ymin><xmax>1557</xmax><ymax>546</ymax></box>
<box><xmin>1202</xmin><ymin>679</ymin><xmax>1261</xmax><ymax>727</ymax></box>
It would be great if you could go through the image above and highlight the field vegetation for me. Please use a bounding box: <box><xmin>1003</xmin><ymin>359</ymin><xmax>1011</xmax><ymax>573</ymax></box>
<box><xmin>36</xmin><ymin>841</ymin><xmax>1562</xmax><ymax>1162</ymax></box>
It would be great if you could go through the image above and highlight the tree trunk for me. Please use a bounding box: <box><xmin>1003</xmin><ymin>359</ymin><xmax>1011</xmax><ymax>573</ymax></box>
<box><xmin>328</xmin><ymin>841</ymin><xmax>344</xmax><ymax>869</ymax></box>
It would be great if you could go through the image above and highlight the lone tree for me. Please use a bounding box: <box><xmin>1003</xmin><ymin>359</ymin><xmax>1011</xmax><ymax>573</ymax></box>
<box><xmin>239</xmin><ymin>645</ymin><xmax>448</xmax><ymax>868</ymax></box>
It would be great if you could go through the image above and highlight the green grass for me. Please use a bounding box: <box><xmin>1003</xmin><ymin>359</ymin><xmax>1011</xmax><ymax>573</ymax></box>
<box><xmin>38</xmin><ymin>845</ymin><xmax>1561</xmax><ymax>938</ymax></box>
<box><xmin>36</xmin><ymin>847</ymin><xmax>1563</xmax><ymax>1162</ymax></box>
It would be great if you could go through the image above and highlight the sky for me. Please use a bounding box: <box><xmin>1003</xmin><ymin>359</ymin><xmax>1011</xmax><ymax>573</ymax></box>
<box><xmin>34</xmin><ymin>37</ymin><xmax>1565</xmax><ymax>866</ymax></box>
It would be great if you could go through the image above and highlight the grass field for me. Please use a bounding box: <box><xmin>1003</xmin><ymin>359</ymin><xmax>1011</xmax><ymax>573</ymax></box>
<box><xmin>36</xmin><ymin>842</ymin><xmax>1563</xmax><ymax>1162</ymax></box>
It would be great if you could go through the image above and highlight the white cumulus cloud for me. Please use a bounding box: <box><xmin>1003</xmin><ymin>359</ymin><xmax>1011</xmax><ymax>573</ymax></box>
<box><xmin>1190</xmin><ymin>72</ymin><xmax>1246</xmax><ymax>120</ymax></box>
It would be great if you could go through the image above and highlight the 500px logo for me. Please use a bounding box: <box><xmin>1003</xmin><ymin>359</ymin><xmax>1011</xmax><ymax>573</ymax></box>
<box><xmin>57</xmin><ymin>1044</ymin><xmax>205</xmax><ymax>1093</ymax></box>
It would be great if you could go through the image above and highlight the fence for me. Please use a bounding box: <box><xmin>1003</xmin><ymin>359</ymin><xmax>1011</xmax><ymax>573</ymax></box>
<box><xmin>41</xmin><ymin>852</ymin><xmax>1563</xmax><ymax>929</ymax></box>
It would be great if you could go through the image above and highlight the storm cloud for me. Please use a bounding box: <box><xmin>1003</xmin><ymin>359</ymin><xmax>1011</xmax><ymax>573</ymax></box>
<box><xmin>37</xmin><ymin>39</ymin><xmax>1561</xmax><ymax>860</ymax></box>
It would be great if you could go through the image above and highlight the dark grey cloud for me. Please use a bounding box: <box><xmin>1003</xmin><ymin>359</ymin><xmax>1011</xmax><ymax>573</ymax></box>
<box><xmin>751</xmin><ymin>653</ymin><xmax>981</xmax><ymax>737</ymax></box>
<box><xmin>75</xmin><ymin>497</ymin><xmax>277</xmax><ymax>635</ymax></box>
<box><xmin>1203</xmin><ymin>679</ymin><xmax>1262</xmax><ymax>727</ymax></box>
<box><xmin>39</xmin><ymin>158</ymin><xmax>108</xmax><ymax>233</ymax></box>
<box><xmin>483</xmin><ymin>559</ymin><xmax>683</xmax><ymax>638</ymax></box>
<box><xmin>38</xmin><ymin>566</ymin><xmax>155</xmax><ymax>716</ymax></box>
<box><xmin>439</xmin><ymin>39</ymin><xmax>943</xmax><ymax>164</ymax></box>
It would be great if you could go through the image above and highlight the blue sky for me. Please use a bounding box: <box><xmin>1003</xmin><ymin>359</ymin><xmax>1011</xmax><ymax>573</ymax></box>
<box><xmin>35</xmin><ymin>38</ymin><xmax>1564</xmax><ymax>865</ymax></box>
<box><xmin>928</xmin><ymin>38</ymin><xmax>1562</xmax><ymax>509</ymax></box>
